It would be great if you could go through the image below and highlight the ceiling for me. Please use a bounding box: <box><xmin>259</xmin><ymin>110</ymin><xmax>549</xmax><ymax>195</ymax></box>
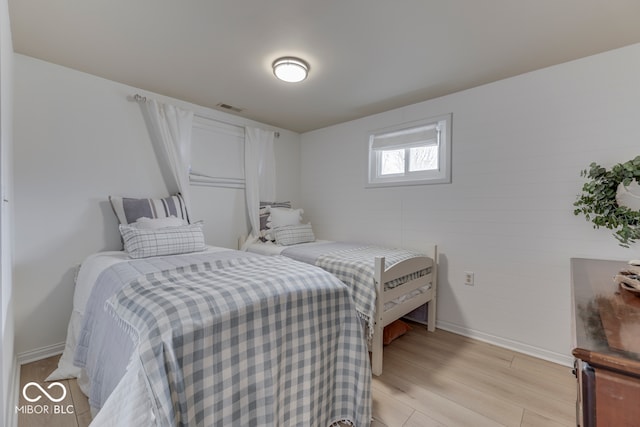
<box><xmin>8</xmin><ymin>1</ymin><xmax>640</xmax><ymax>133</ymax></box>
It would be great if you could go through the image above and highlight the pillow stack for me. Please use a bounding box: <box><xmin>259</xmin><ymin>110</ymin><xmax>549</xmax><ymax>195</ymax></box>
<box><xmin>109</xmin><ymin>194</ymin><xmax>205</xmax><ymax>258</ymax></box>
<box><xmin>259</xmin><ymin>201</ymin><xmax>291</xmax><ymax>242</ymax></box>
<box><xmin>259</xmin><ymin>201</ymin><xmax>315</xmax><ymax>246</ymax></box>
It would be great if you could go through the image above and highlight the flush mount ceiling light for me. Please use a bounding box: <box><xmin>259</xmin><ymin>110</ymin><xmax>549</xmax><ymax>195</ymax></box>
<box><xmin>272</xmin><ymin>57</ymin><xmax>309</xmax><ymax>83</ymax></box>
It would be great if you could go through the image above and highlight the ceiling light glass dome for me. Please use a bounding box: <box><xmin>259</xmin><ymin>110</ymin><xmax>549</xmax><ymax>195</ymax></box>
<box><xmin>272</xmin><ymin>57</ymin><xmax>309</xmax><ymax>83</ymax></box>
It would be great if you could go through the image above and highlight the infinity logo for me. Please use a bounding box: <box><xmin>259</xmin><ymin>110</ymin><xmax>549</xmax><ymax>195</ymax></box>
<box><xmin>22</xmin><ymin>382</ymin><xmax>67</xmax><ymax>403</ymax></box>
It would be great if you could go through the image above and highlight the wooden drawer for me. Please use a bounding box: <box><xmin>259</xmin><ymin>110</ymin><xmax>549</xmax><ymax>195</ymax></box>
<box><xmin>594</xmin><ymin>368</ymin><xmax>640</xmax><ymax>426</ymax></box>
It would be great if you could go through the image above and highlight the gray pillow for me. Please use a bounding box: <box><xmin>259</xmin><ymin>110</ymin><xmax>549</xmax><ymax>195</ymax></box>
<box><xmin>109</xmin><ymin>194</ymin><xmax>190</xmax><ymax>225</ymax></box>
<box><xmin>273</xmin><ymin>223</ymin><xmax>315</xmax><ymax>246</ymax></box>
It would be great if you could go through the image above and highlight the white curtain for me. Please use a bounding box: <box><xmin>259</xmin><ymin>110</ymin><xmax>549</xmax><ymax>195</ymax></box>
<box><xmin>243</xmin><ymin>126</ymin><xmax>276</xmax><ymax>248</ymax></box>
<box><xmin>141</xmin><ymin>99</ymin><xmax>195</xmax><ymax>214</ymax></box>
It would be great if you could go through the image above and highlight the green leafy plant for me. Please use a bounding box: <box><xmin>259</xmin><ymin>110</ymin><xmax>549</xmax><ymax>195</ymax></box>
<box><xmin>574</xmin><ymin>156</ymin><xmax>640</xmax><ymax>247</ymax></box>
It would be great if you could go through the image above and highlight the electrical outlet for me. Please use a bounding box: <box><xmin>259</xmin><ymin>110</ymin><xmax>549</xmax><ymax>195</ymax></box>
<box><xmin>464</xmin><ymin>271</ymin><xmax>474</xmax><ymax>286</ymax></box>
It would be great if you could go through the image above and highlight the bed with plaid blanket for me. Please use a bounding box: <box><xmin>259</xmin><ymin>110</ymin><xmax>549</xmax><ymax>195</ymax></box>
<box><xmin>312</xmin><ymin>245</ymin><xmax>430</xmax><ymax>337</ymax></box>
<box><xmin>252</xmin><ymin>241</ymin><xmax>436</xmax><ymax>376</ymax></box>
<box><xmin>76</xmin><ymin>251</ymin><xmax>371</xmax><ymax>426</ymax></box>
<box><xmin>278</xmin><ymin>242</ymin><xmax>431</xmax><ymax>334</ymax></box>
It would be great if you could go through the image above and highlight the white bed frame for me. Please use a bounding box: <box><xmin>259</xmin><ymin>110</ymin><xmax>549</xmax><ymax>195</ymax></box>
<box><xmin>371</xmin><ymin>245</ymin><xmax>437</xmax><ymax>376</ymax></box>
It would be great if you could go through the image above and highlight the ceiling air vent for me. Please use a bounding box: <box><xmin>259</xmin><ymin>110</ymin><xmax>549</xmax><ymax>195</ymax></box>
<box><xmin>216</xmin><ymin>103</ymin><xmax>244</xmax><ymax>113</ymax></box>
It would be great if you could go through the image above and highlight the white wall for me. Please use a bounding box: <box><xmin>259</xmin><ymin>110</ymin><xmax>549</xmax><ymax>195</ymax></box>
<box><xmin>0</xmin><ymin>0</ymin><xmax>14</xmax><ymax>424</ymax></box>
<box><xmin>12</xmin><ymin>42</ymin><xmax>640</xmax><ymax>368</ymax></box>
<box><xmin>300</xmin><ymin>43</ymin><xmax>640</xmax><ymax>365</ymax></box>
<box><xmin>12</xmin><ymin>54</ymin><xmax>301</xmax><ymax>355</ymax></box>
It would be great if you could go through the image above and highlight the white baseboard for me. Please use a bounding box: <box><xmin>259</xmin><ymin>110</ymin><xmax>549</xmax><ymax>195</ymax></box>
<box><xmin>436</xmin><ymin>320</ymin><xmax>574</xmax><ymax>367</ymax></box>
<box><xmin>6</xmin><ymin>355</ymin><xmax>19</xmax><ymax>427</ymax></box>
<box><xmin>16</xmin><ymin>342</ymin><xmax>65</xmax><ymax>365</ymax></box>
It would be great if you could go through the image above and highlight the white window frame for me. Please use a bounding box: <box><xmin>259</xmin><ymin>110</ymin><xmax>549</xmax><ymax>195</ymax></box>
<box><xmin>366</xmin><ymin>113</ymin><xmax>452</xmax><ymax>188</ymax></box>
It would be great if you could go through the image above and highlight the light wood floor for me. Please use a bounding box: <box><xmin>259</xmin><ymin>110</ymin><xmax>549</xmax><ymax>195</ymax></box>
<box><xmin>18</xmin><ymin>328</ymin><xmax>576</xmax><ymax>427</ymax></box>
<box><xmin>371</xmin><ymin>327</ymin><xmax>575</xmax><ymax>427</ymax></box>
<box><xmin>18</xmin><ymin>355</ymin><xmax>91</xmax><ymax>427</ymax></box>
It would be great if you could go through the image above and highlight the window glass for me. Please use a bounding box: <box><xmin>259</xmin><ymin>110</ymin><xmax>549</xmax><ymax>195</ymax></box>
<box><xmin>380</xmin><ymin>149</ymin><xmax>404</xmax><ymax>175</ymax></box>
<box><xmin>409</xmin><ymin>146</ymin><xmax>438</xmax><ymax>172</ymax></box>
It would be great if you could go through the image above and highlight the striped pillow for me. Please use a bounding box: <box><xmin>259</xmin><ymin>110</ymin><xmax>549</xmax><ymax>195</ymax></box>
<box><xmin>119</xmin><ymin>222</ymin><xmax>205</xmax><ymax>259</ymax></box>
<box><xmin>272</xmin><ymin>223</ymin><xmax>315</xmax><ymax>246</ymax></box>
<box><xmin>109</xmin><ymin>194</ymin><xmax>190</xmax><ymax>225</ymax></box>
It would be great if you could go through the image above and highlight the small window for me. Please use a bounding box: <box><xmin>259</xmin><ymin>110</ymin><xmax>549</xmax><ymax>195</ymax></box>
<box><xmin>367</xmin><ymin>114</ymin><xmax>451</xmax><ymax>187</ymax></box>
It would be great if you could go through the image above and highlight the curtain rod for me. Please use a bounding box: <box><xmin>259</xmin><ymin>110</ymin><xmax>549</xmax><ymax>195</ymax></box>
<box><xmin>131</xmin><ymin>94</ymin><xmax>279</xmax><ymax>138</ymax></box>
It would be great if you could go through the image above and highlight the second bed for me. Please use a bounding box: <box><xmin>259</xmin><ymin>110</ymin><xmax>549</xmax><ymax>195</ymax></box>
<box><xmin>247</xmin><ymin>240</ymin><xmax>438</xmax><ymax>376</ymax></box>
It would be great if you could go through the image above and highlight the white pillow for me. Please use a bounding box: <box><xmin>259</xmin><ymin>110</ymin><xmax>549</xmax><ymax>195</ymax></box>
<box><xmin>119</xmin><ymin>222</ymin><xmax>205</xmax><ymax>259</ymax></box>
<box><xmin>268</xmin><ymin>208</ymin><xmax>303</xmax><ymax>229</ymax></box>
<box><xmin>132</xmin><ymin>216</ymin><xmax>188</xmax><ymax>229</ymax></box>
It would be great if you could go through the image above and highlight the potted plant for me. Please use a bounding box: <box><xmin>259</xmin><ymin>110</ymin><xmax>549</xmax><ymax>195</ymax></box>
<box><xmin>574</xmin><ymin>156</ymin><xmax>640</xmax><ymax>247</ymax></box>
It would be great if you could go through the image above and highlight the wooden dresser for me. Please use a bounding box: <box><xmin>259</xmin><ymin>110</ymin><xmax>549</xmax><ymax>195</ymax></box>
<box><xmin>571</xmin><ymin>258</ymin><xmax>640</xmax><ymax>427</ymax></box>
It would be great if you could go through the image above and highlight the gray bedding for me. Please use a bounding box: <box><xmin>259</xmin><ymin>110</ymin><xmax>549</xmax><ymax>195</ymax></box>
<box><xmin>74</xmin><ymin>250</ymin><xmax>253</xmax><ymax>411</ymax></box>
<box><xmin>74</xmin><ymin>250</ymin><xmax>371</xmax><ymax>426</ymax></box>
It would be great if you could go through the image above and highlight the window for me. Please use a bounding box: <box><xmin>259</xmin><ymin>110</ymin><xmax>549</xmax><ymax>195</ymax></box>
<box><xmin>367</xmin><ymin>114</ymin><xmax>451</xmax><ymax>187</ymax></box>
<box><xmin>190</xmin><ymin>116</ymin><xmax>245</xmax><ymax>189</ymax></box>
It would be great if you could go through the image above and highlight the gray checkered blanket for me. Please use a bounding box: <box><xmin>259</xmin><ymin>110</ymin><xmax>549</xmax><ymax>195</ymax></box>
<box><xmin>315</xmin><ymin>246</ymin><xmax>430</xmax><ymax>338</ymax></box>
<box><xmin>105</xmin><ymin>255</ymin><xmax>371</xmax><ymax>427</ymax></box>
